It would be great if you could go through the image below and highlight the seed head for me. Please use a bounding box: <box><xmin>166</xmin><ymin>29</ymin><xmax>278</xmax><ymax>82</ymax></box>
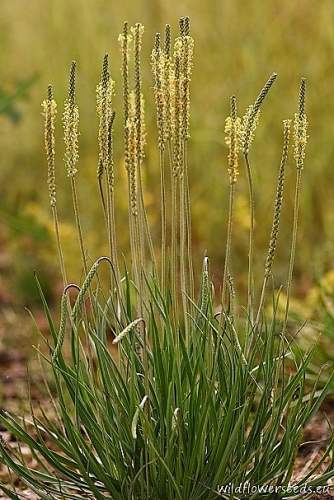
<box><xmin>119</xmin><ymin>22</ymin><xmax>132</xmax><ymax>172</ymax></box>
<box><xmin>181</xmin><ymin>35</ymin><xmax>194</xmax><ymax>140</ymax></box>
<box><xmin>96</xmin><ymin>54</ymin><xmax>115</xmax><ymax>182</ymax></box>
<box><xmin>132</xmin><ymin>23</ymin><xmax>146</xmax><ymax>165</ymax></box>
<box><xmin>151</xmin><ymin>32</ymin><xmax>166</xmax><ymax>151</ymax></box>
<box><xmin>112</xmin><ymin>318</ymin><xmax>144</xmax><ymax>344</ymax></box>
<box><xmin>42</xmin><ymin>85</ymin><xmax>57</xmax><ymax>207</ymax></box>
<box><xmin>174</xmin><ymin>18</ymin><xmax>194</xmax><ymax>141</ymax></box>
<box><xmin>118</xmin><ymin>22</ymin><xmax>132</xmax><ymax>125</ymax></box>
<box><xmin>52</xmin><ymin>290</ymin><xmax>68</xmax><ymax>361</ymax></box>
<box><xmin>242</xmin><ymin>72</ymin><xmax>277</xmax><ymax>155</ymax></box>
<box><xmin>240</xmin><ymin>105</ymin><xmax>260</xmax><ymax>155</ymax></box>
<box><xmin>172</xmin><ymin>53</ymin><xmax>182</xmax><ymax>177</ymax></box>
<box><xmin>183</xmin><ymin>16</ymin><xmax>190</xmax><ymax>36</ymax></box>
<box><xmin>106</xmin><ymin>112</ymin><xmax>116</xmax><ymax>190</ymax></box>
<box><xmin>63</xmin><ymin>61</ymin><xmax>79</xmax><ymax>177</ymax></box>
<box><xmin>253</xmin><ymin>72</ymin><xmax>277</xmax><ymax>115</ymax></box>
<box><xmin>225</xmin><ymin>96</ymin><xmax>241</xmax><ymax>184</ymax></box>
<box><xmin>265</xmin><ymin>119</ymin><xmax>291</xmax><ymax>277</ymax></box>
<box><xmin>293</xmin><ymin>78</ymin><xmax>308</xmax><ymax>171</ymax></box>
<box><xmin>199</xmin><ymin>256</ymin><xmax>210</xmax><ymax>313</ymax></box>
<box><xmin>72</xmin><ymin>257</ymin><xmax>109</xmax><ymax>322</ymax></box>
<box><xmin>127</xmin><ymin>92</ymin><xmax>138</xmax><ymax>216</ymax></box>
<box><xmin>164</xmin><ymin>24</ymin><xmax>174</xmax><ymax>142</ymax></box>
<box><xmin>179</xmin><ymin>16</ymin><xmax>190</xmax><ymax>37</ymax></box>
<box><xmin>164</xmin><ymin>24</ymin><xmax>171</xmax><ymax>58</ymax></box>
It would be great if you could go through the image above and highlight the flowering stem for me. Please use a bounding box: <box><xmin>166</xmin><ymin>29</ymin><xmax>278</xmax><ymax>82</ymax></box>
<box><xmin>244</xmin><ymin>153</ymin><xmax>255</xmax><ymax>327</ymax></box>
<box><xmin>283</xmin><ymin>168</ymin><xmax>302</xmax><ymax>335</ymax></box>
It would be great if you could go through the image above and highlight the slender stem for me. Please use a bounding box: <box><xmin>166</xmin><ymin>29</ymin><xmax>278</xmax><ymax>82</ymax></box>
<box><xmin>127</xmin><ymin>175</ymin><xmax>140</xmax><ymax>292</ymax></box>
<box><xmin>244</xmin><ymin>153</ymin><xmax>255</xmax><ymax>326</ymax></box>
<box><xmin>137</xmin><ymin>162</ymin><xmax>156</xmax><ymax>274</ymax></box>
<box><xmin>159</xmin><ymin>149</ymin><xmax>167</xmax><ymax>291</ymax></box>
<box><xmin>255</xmin><ymin>277</ymin><xmax>268</xmax><ymax>328</ymax></box>
<box><xmin>106</xmin><ymin>187</ymin><xmax>113</xmax><ymax>278</ymax></box>
<box><xmin>255</xmin><ymin>119</ymin><xmax>290</xmax><ymax>329</ymax></box>
<box><xmin>134</xmin><ymin>214</ymin><xmax>144</xmax><ymax>315</ymax></box>
<box><xmin>106</xmin><ymin>183</ymin><xmax>122</xmax><ymax>304</ymax></box>
<box><xmin>183</xmin><ymin>143</ymin><xmax>194</xmax><ymax>302</ymax></box>
<box><xmin>70</xmin><ymin>177</ymin><xmax>88</xmax><ymax>276</ymax></box>
<box><xmin>137</xmin><ymin>171</ymin><xmax>145</xmax><ymax>274</ymax></box>
<box><xmin>283</xmin><ymin>168</ymin><xmax>302</xmax><ymax>334</ymax></box>
<box><xmin>169</xmin><ymin>141</ymin><xmax>178</xmax><ymax>314</ymax></box>
<box><xmin>179</xmin><ymin>174</ymin><xmax>188</xmax><ymax>335</ymax></box>
<box><xmin>70</xmin><ymin>177</ymin><xmax>96</xmax><ymax>329</ymax></box>
<box><xmin>51</xmin><ymin>206</ymin><xmax>67</xmax><ymax>285</ymax></box>
<box><xmin>227</xmin><ymin>272</ymin><xmax>236</xmax><ymax>320</ymax></box>
<box><xmin>110</xmin><ymin>193</ymin><xmax>119</xmax><ymax>280</ymax></box>
<box><xmin>98</xmin><ymin>175</ymin><xmax>107</xmax><ymax>220</ymax></box>
<box><xmin>98</xmin><ymin>175</ymin><xmax>111</xmax><ymax>289</ymax></box>
<box><xmin>222</xmin><ymin>182</ymin><xmax>235</xmax><ymax>311</ymax></box>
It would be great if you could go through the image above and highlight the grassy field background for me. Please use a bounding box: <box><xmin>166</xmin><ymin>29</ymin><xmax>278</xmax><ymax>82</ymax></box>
<box><xmin>1</xmin><ymin>0</ymin><xmax>334</xmax><ymax>305</ymax></box>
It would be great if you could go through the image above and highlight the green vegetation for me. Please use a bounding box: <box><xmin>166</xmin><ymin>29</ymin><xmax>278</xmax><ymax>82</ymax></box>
<box><xmin>0</xmin><ymin>77</ymin><xmax>35</xmax><ymax>123</ymax></box>
<box><xmin>0</xmin><ymin>15</ymin><xmax>334</xmax><ymax>499</ymax></box>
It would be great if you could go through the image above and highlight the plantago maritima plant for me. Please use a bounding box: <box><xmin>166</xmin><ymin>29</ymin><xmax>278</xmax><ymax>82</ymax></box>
<box><xmin>1</xmin><ymin>19</ymin><xmax>333</xmax><ymax>500</ymax></box>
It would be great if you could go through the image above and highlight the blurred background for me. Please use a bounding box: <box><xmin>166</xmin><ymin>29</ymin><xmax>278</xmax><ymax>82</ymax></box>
<box><xmin>1</xmin><ymin>0</ymin><xmax>334</xmax><ymax>310</ymax></box>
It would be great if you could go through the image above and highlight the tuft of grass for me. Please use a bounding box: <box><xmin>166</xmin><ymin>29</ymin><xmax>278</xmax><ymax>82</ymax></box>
<box><xmin>1</xmin><ymin>16</ymin><xmax>333</xmax><ymax>500</ymax></box>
